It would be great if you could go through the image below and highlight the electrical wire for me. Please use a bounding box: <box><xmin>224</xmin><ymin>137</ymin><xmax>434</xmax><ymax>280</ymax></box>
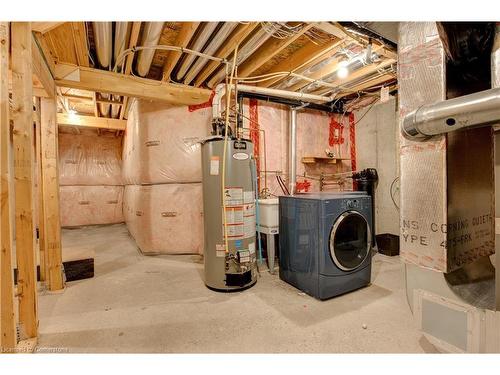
<box><xmin>390</xmin><ymin>176</ymin><xmax>400</xmax><ymax>210</ymax></box>
<box><xmin>113</xmin><ymin>44</ymin><xmax>229</xmax><ymax>74</ymax></box>
<box><xmin>221</xmin><ymin>45</ymin><xmax>238</xmax><ymax>255</ymax></box>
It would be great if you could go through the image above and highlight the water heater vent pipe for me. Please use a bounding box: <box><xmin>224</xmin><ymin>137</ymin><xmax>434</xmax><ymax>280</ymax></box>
<box><xmin>402</xmin><ymin>87</ymin><xmax>500</xmax><ymax>140</ymax></box>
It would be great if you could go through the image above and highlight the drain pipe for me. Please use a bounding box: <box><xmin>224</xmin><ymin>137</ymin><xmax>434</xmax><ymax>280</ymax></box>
<box><xmin>212</xmin><ymin>83</ymin><xmax>333</xmax><ymax>119</ymax></box>
<box><xmin>402</xmin><ymin>87</ymin><xmax>500</xmax><ymax>140</ymax></box>
<box><xmin>289</xmin><ymin>108</ymin><xmax>298</xmax><ymax>195</ymax></box>
<box><xmin>92</xmin><ymin>22</ymin><xmax>113</xmax><ymax>117</ymax></box>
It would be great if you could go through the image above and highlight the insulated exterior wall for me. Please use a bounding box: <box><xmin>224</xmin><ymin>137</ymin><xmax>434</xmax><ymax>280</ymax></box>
<box><xmin>123</xmin><ymin>184</ymin><xmax>203</xmax><ymax>255</ymax></box>
<box><xmin>60</xmin><ymin>185</ymin><xmax>124</xmax><ymax>227</ymax></box>
<box><xmin>59</xmin><ymin>131</ymin><xmax>123</xmax><ymax>186</ymax></box>
<box><xmin>241</xmin><ymin>101</ymin><xmax>352</xmax><ymax>194</ymax></box>
<box><xmin>122</xmin><ymin>99</ymin><xmax>211</xmax><ymax>184</ymax></box>
<box><xmin>398</xmin><ymin>22</ymin><xmax>494</xmax><ymax>272</ymax></box>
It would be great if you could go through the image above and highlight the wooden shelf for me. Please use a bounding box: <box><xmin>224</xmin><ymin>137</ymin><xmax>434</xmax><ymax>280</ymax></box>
<box><xmin>301</xmin><ymin>156</ymin><xmax>347</xmax><ymax>164</ymax></box>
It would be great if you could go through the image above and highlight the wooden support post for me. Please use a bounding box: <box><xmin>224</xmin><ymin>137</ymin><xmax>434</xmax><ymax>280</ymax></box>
<box><xmin>40</xmin><ymin>97</ymin><xmax>64</xmax><ymax>291</ymax></box>
<box><xmin>1</xmin><ymin>21</ymin><xmax>17</xmax><ymax>352</ymax></box>
<box><xmin>34</xmin><ymin>98</ymin><xmax>47</xmax><ymax>282</ymax></box>
<box><xmin>11</xmin><ymin>22</ymin><xmax>38</xmax><ymax>340</ymax></box>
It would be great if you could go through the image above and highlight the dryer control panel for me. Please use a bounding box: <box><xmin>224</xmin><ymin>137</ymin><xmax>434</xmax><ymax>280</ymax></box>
<box><xmin>340</xmin><ymin>197</ymin><xmax>370</xmax><ymax>210</ymax></box>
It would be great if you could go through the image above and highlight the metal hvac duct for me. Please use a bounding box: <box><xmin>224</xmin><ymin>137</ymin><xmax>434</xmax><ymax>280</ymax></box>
<box><xmin>175</xmin><ymin>22</ymin><xmax>218</xmax><ymax>81</ymax></box>
<box><xmin>92</xmin><ymin>22</ymin><xmax>113</xmax><ymax>117</ymax></box>
<box><xmin>136</xmin><ymin>22</ymin><xmax>164</xmax><ymax>77</ymax></box>
<box><xmin>183</xmin><ymin>22</ymin><xmax>237</xmax><ymax>85</ymax></box>
<box><xmin>112</xmin><ymin>22</ymin><xmax>131</xmax><ymax>118</ymax></box>
<box><xmin>401</xmin><ymin>87</ymin><xmax>500</xmax><ymax>140</ymax></box>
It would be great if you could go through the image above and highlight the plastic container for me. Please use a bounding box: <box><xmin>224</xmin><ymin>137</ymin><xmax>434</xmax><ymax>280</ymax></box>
<box><xmin>258</xmin><ymin>198</ymin><xmax>279</xmax><ymax>228</ymax></box>
<box><xmin>376</xmin><ymin>233</ymin><xmax>400</xmax><ymax>256</ymax></box>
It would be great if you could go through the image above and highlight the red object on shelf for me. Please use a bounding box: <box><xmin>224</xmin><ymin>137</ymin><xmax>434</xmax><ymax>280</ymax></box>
<box><xmin>296</xmin><ymin>179</ymin><xmax>311</xmax><ymax>193</ymax></box>
<box><xmin>329</xmin><ymin>115</ymin><xmax>345</xmax><ymax>146</ymax></box>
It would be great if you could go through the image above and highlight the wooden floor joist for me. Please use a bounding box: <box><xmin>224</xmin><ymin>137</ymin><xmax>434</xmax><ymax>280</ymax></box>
<box><xmin>237</xmin><ymin>23</ymin><xmax>315</xmax><ymax>78</ymax></box>
<box><xmin>57</xmin><ymin>113</ymin><xmax>126</xmax><ymax>130</ymax></box>
<box><xmin>0</xmin><ymin>21</ymin><xmax>17</xmax><ymax>353</ymax></box>
<box><xmin>41</xmin><ymin>98</ymin><xmax>64</xmax><ymax>291</ymax></box>
<box><xmin>11</xmin><ymin>22</ymin><xmax>38</xmax><ymax>340</ymax></box>
<box><xmin>55</xmin><ymin>63</ymin><xmax>212</xmax><ymax>106</ymax></box>
<box><xmin>257</xmin><ymin>39</ymin><xmax>345</xmax><ymax>88</ymax></box>
<box><xmin>162</xmin><ymin>22</ymin><xmax>200</xmax><ymax>82</ymax></box>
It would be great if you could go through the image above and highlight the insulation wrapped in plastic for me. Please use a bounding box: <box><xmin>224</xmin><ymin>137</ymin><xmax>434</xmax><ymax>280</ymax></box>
<box><xmin>123</xmin><ymin>183</ymin><xmax>204</xmax><ymax>255</ymax></box>
<box><xmin>241</xmin><ymin>101</ymin><xmax>352</xmax><ymax>194</ymax></box>
<box><xmin>122</xmin><ymin>99</ymin><xmax>211</xmax><ymax>185</ymax></box>
<box><xmin>59</xmin><ymin>132</ymin><xmax>123</xmax><ymax>186</ymax></box>
<box><xmin>60</xmin><ymin>185</ymin><xmax>124</xmax><ymax>227</ymax></box>
<box><xmin>296</xmin><ymin>109</ymin><xmax>352</xmax><ymax>191</ymax></box>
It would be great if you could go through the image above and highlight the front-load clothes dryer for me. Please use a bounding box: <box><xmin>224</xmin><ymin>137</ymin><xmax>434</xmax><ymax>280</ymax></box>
<box><xmin>279</xmin><ymin>192</ymin><xmax>372</xmax><ymax>300</ymax></box>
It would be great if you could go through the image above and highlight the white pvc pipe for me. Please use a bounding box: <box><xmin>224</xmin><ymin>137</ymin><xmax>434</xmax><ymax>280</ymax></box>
<box><xmin>112</xmin><ymin>22</ymin><xmax>130</xmax><ymax>118</ymax></box>
<box><xmin>176</xmin><ymin>22</ymin><xmax>218</xmax><ymax>81</ymax></box>
<box><xmin>212</xmin><ymin>83</ymin><xmax>332</xmax><ymax>119</ymax></box>
<box><xmin>136</xmin><ymin>22</ymin><xmax>164</xmax><ymax>77</ymax></box>
<box><xmin>93</xmin><ymin>22</ymin><xmax>113</xmax><ymax>117</ymax></box>
<box><xmin>208</xmin><ymin>27</ymin><xmax>273</xmax><ymax>88</ymax></box>
<box><xmin>92</xmin><ymin>22</ymin><xmax>112</xmax><ymax>68</ymax></box>
<box><xmin>114</xmin><ymin>22</ymin><xmax>131</xmax><ymax>71</ymax></box>
<box><xmin>183</xmin><ymin>22</ymin><xmax>237</xmax><ymax>85</ymax></box>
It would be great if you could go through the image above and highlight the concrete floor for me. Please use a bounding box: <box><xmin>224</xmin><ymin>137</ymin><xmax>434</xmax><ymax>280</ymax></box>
<box><xmin>38</xmin><ymin>224</ymin><xmax>436</xmax><ymax>353</ymax></box>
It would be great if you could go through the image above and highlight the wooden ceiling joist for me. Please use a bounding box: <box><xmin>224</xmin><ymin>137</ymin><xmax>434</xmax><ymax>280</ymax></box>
<box><xmin>193</xmin><ymin>22</ymin><xmax>259</xmax><ymax>87</ymax></box>
<box><xmin>257</xmin><ymin>38</ymin><xmax>345</xmax><ymax>88</ymax></box>
<box><xmin>123</xmin><ymin>22</ymin><xmax>142</xmax><ymax>76</ymax></box>
<box><xmin>57</xmin><ymin>113</ymin><xmax>126</xmax><ymax>130</ymax></box>
<box><xmin>162</xmin><ymin>22</ymin><xmax>200</xmax><ymax>82</ymax></box>
<box><xmin>237</xmin><ymin>23</ymin><xmax>315</xmax><ymax>78</ymax></box>
<box><xmin>311</xmin><ymin>58</ymin><xmax>395</xmax><ymax>95</ymax></box>
<box><xmin>334</xmin><ymin>73</ymin><xmax>396</xmax><ymax>99</ymax></box>
<box><xmin>54</xmin><ymin>63</ymin><xmax>212</xmax><ymax>105</ymax></box>
<box><xmin>71</xmin><ymin>22</ymin><xmax>89</xmax><ymax>67</ymax></box>
<box><xmin>32</xmin><ymin>22</ymin><xmax>65</xmax><ymax>34</ymax></box>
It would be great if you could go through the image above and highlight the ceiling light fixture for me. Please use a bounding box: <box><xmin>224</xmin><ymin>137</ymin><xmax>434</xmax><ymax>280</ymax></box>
<box><xmin>337</xmin><ymin>60</ymin><xmax>350</xmax><ymax>79</ymax></box>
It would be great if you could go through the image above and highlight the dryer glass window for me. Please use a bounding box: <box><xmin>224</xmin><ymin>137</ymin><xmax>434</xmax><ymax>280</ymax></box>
<box><xmin>330</xmin><ymin>212</ymin><xmax>370</xmax><ymax>271</ymax></box>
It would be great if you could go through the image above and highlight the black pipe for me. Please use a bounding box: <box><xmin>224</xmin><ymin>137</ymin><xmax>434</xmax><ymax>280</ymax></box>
<box><xmin>338</xmin><ymin>22</ymin><xmax>398</xmax><ymax>49</ymax></box>
<box><xmin>237</xmin><ymin>92</ymin><xmax>344</xmax><ymax>114</ymax></box>
<box><xmin>237</xmin><ymin>94</ymin><xmax>244</xmax><ymax>134</ymax></box>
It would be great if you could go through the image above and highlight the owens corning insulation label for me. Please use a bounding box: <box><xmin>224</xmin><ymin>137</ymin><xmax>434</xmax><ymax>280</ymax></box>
<box><xmin>210</xmin><ymin>156</ymin><xmax>220</xmax><ymax>175</ymax></box>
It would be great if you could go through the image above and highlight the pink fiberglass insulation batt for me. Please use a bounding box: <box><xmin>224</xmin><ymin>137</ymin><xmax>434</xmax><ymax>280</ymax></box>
<box><xmin>60</xmin><ymin>185</ymin><xmax>124</xmax><ymax>227</ymax></box>
<box><xmin>123</xmin><ymin>183</ymin><xmax>203</xmax><ymax>255</ymax></box>
<box><xmin>59</xmin><ymin>132</ymin><xmax>123</xmax><ymax>186</ymax></box>
<box><xmin>122</xmin><ymin>99</ymin><xmax>211</xmax><ymax>185</ymax></box>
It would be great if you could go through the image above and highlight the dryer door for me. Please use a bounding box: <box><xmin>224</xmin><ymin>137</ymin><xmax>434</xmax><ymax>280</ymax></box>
<box><xmin>329</xmin><ymin>211</ymin><xmax>371</xmax><ymax>271</ymax></box>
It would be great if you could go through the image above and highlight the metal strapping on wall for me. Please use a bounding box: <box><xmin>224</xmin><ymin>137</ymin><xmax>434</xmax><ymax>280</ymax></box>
<box><xmin>249</xmin><ymin>98</ymin><xmax>260</xmax><ymax>191</ymax></box>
